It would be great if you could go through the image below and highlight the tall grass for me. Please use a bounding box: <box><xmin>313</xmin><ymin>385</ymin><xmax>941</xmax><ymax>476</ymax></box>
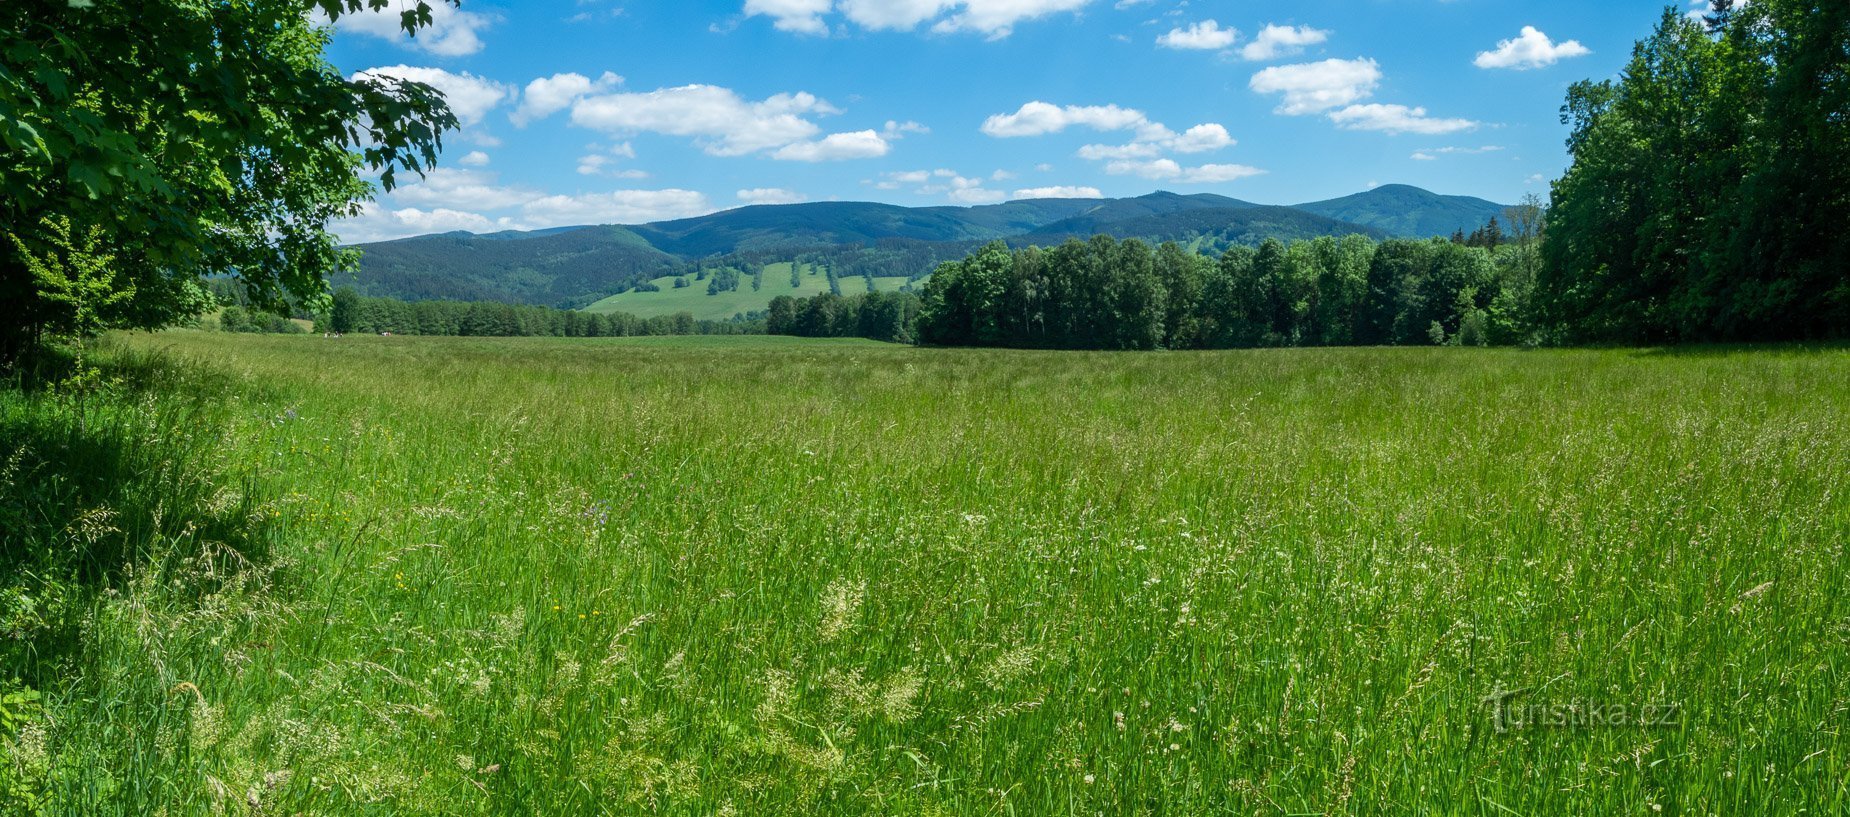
<box><xmin>4</xmin><ymin>332</ymin><xmax>1846</xmax><ymax>814</ymax></box>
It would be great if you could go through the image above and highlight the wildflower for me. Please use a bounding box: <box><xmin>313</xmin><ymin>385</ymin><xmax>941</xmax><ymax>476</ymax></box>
<box><xmin>1083</xmin><ymin>774</ymin><xmax>1095</xmax><ymax>785</ymax></box>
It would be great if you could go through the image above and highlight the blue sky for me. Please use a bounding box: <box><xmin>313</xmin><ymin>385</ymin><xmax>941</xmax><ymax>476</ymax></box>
<box><xmin>326</xmin><ymin>1</ymin><xmax>1690</xmax><ymax>243</ymax></box>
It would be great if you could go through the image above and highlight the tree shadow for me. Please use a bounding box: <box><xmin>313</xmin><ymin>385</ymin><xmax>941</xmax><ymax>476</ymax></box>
<box><xmin>1</xmin><ymin>343</ymin><xmax>279</xmax><ymax>687</ymax></box>
<box><xmin>1626</xmin><ymin>341</ymin><xmax>1850</xmax><ymax>359</ymax></box>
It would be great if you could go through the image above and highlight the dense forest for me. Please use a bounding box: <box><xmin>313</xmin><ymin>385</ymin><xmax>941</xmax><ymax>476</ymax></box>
<box><xmin>219</xmin><ymin>288</ymin><xmax>758</xmax><ymax>338</ymax></box>
<box><xmin>765</xmin><ymin>291</ymin><xmax>923</xmax><ymax>344</ymax></box>
<box><xmin>910</xmin><ymin>229</ymin><xmax>1537</xmax><ymax>349</ymax></box>
<box><xmin>1539</xmin><ymin>0</ymin><xmax>1847</xmax><ymax>342</ymax></box>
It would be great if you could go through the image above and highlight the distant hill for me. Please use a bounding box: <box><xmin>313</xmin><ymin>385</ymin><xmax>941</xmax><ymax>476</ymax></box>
<box><xmin>1295</xmin><ymin>184</ymin><xmax>1508</xmax><ymax>240</ymax></box>
<box><xmin>337</xmin><ymin>225</ymin><xmax>682</xmax><ymax>307</ymax></box>
<box><xmin>345</xmin><ymin>186</ymin><xmax>1505</xmax><ymax>307</ymax></box>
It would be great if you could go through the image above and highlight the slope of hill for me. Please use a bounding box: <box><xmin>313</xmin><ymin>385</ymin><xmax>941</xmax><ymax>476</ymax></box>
<box><xmin>582</xmin><ymin>262</ymin><xmax>924</xmax><ymax>320</ymax></box>
<box><xmin>339</xmin><ymin>225</ymin><xmax>682</xmax><ymax>306</ymax></box>
<box><xmin>345</xmin><ymin>186</ymin><xmax>1501</xmax><ymax>307</ymax></box>
<box><xmin>1294</xmin><ymin>184</ymin><xmax>1508</xmax><ymax>239</ymax></box>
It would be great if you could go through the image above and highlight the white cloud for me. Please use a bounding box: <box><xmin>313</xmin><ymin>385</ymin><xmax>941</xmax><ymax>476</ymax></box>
<box><xmin>738</xmin><ymin>188</ymin><xmax>807</xmax><ymax>205</ymax></box>
<box><xmin>389</xmin><ymin>168</ymin><xmax>541</xmax><ymax>210</ymax></box>
<box><xmin>458</xmin><ymin>150</ymin><xmax>491</xmax><ymax>167</ymax></box>
<box><xmin>513</xmin><ymin>72</ymin><xmax>622</xmax><ymax>126</ymax></box>
<box><xmin>1012</xmin><ymin>185</ymin><xmax>1103</xmax><ymax>198</ymax></box>
<box><xmin>335</xmin><ymin>202</ymin><xmax>508</xmax><ymax>244</ymax></box>
<box><xmin>353</xmin><ymin>65</ymin><xmax>513</xmax><ymax>127</ymax></box>
<box><xmin>1075</xmin><ymin>123</ymin><xmax>1232</xmax><ymax>162</ymax></box>
<box><xmin>328</xmin><ymin>3</ymin><xmax>497</xmax><ymax>57</ymax></box>
<box><xmin>949</xmin><ymin>187</ymin><xmax>1008</xmax><ymax>204</ymax></box>
<box><xmin>1076</xmin><ymin>142</ymin><xmax>1162</xmax><ymax>160</ymax></box>
<box><xmin>990</xmin><ymin>169</ymin><xmax>1016</xmax><ymax>181</ymax></box>
<box><xmin>745</xmin><ymin>0</ymin><xmax>834</xmax><ymax>34</ymax></box>
<box><xmin>569</xmin><ymin>84</ymin><xmax>850</xmax><ymax>157</ymax></box>
<box><xmin>1328</xmin><ymin>104</ymin><xmax>1477</xmax><ymax>135</ymax></box>
<box><xmin>1240</xmin><ymin>24</ymin><xmax>1328</xmax><ymax>61</ymax></box>
<box><xmin>981</xmin><ymin>101</ymin><xmax>1152</xmax><ymax>137</ymax></box>
<box><xmin>932</xmin><ymin>0</ymin><xmax>1094</xmax><ymax>38</ymax></box>
<box><xmin>1158</xmin><ymin>20</ymin><xmax>1236</xmax><ymax>50</ymax></box>
<box><xmin>1249</xmin><ymin>58</ymin><xmax>1380</xmax><ymax>115</ymax></box>
<box><xmin>838</xmin><ymin>0</ymin><xmax>953</xmax><ymax>30</ymax></box>
<box><xmin>577</xmin><ymin>154</ymin><xmax>612</xmax><ymax>175</ymax></box>
<box><xmin>1104</xmin><ymin>158</ymin><xmax>1264</xmax><ymax>183</ymax></box>
<box><xmin>1166</xmin><ymin>123</ymin><xmax>1234</xmax><ymax>153</ymax></box>
<box><xmin>772</xmin><ymin>129</ymin><xmax>892</xmax><ymax>161</ymax></box>
<box><xmin>1474</xmin><ymin>26</ymin><xmax>1590</xmax><ymax>70</ymax></box>
<box><xmin>1412</xmin><ymin>145</ymin><xmax>1504</xmax><ymax>160</ymax></box>
<box><xmin>521</xmin><ymin>190</ymin><xmax>715</xmax><ymax>227</ymax></box>
<box><xmin>750</xmin><ymin>0</ymin><xmax>1094</xmax><ymax>38</ymax></box>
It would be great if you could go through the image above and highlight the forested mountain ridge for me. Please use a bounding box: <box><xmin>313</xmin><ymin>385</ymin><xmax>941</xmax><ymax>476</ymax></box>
<box><xmin>344</xmin><ymin>187</ymin><xmax>1507</xmax><ymax>307</ymax></box>
<box><xmin>1295</xmin><ymin>185</ymin><xmax>1511</xmax><ymax>240</ymax></box>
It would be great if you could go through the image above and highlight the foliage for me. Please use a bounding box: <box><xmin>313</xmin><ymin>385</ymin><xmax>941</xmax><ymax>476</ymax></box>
<box><xmin>316</xmin><ymin>290</ymin><xmax>757</xmax><ymax>337</ymax></box>
<box><xmin>765</xmin><ymin>291</ymin><xmax>922</xmax><ymax>343</ymax></box>
<box><xmin>913</xmin><ymin>235</ymin><xmax>1526</xmax><ymax>349</ymax></box>
<box><xmin>1539</xmin><ymin>2</ymin><xmax>1849</xmax><ymax>342</ymax></box>
<box><xmin>0</xmin><ymin>0</ymin><xmax>461</xmax><ymax>362</ymax></box>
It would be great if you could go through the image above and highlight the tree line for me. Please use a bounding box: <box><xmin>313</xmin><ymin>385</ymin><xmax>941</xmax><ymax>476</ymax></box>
<box><xmin>1540</xmin><ymin>0</ymin><xmax>1847</xmax><ymax>342</ymax></box>
<box><xmin>237</xmin><ymin>289</ymin><xmax>759</xmax><ymax>338</ymax></box>
<box><xmin>765</xmin><ymin>291</ymin><xmax>922</xmax><ymax>343</ymax></box>
<box><xmin>868</xmin><ymin>230</ymin><xmax>1538</xmax><ymax>350</ymax></box>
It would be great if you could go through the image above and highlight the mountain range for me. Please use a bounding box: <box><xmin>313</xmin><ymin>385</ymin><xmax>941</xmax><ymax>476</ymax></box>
<box><xmin>341</xmin><ymin>184</ymin><xmax>1509</xmax><ymax>308</ymax></box>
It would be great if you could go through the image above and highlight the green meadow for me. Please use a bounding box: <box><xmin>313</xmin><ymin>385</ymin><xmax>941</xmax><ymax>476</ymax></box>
<box><xmin>583</xmin><ymin>262</ymin><xmax>920</xmax><ymax>320</ymax></box>
<box><xmin>3</xmin><ymin>333</ymin><xmax>1846</xmax><ymax>814</ymax></box>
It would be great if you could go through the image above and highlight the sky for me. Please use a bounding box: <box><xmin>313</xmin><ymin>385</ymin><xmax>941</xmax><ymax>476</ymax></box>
<box><xmin>324</xmin><ymin>1</ymin><xmax>1701</xmax><ymax>243</ymax></box>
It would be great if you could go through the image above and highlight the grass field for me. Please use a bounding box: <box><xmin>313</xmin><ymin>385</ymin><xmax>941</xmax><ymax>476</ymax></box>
<box><xmin>582</xmin><ymin>263</ymin><xmax>921</xmax><ymax>320</ymax></box>
<box><xmin>4</xmin><ymin>333</ymin><xmax>1847</xmax><ymax>814</ymax></box>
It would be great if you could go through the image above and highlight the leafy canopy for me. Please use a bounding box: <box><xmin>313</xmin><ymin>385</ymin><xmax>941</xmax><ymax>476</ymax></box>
<box><xmin>0</xmin><ymin>0</ymin><xmax>461</xmax><ymax>358</ymax></box>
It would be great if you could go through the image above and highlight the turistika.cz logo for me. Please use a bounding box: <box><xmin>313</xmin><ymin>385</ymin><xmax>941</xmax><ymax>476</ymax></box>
<box><xmin>1481</xmin><ymin>684</ymin><xmax>1682</xmax><ymax>734</ymax></box>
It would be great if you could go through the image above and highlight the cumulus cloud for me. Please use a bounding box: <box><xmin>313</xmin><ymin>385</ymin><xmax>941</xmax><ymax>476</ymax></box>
<box><xmin>1248</xmin><ymin>58</ymin><xmax>1380</xmax><ymax>115</ymax></box>
<box><xmin>1157</xmin><ymin>20</ymin><xmax>1236</xmax><ymax>50</ymax></box>
<box><xmin>513</xmin><ymin>72</ymin><xmax>622</xmax><ymax>126</ymax></box>
<box><xmin>569</xmin><ymin>84</ymin><xmax>850</xmax><ymax>157</ymax></box>
<box><xmin>1104</xmin><ymin>158</ymin><xmax>1265</xmax><ymax>184</ymax></box>
<box><xmin>1474</xmin><ymin>26</ymin><xmax>1590</xmax><ymax>70</ymax></box>
<box><xmin>1012</xmin><ymin>185</ymin><xmax>1104</xmax><ymax>199</ymax></box>
<box><xmin>334</xmin><ymin>202</ymin><xmax>506</xmax><ymax>244</ymax></box>
<box><xmin>986</xmin><ymin>103</ymin><xmax>1247</xmax><ymax>181</ymax></box>
<box><xmin>521</xmin><ymin>190</ymin><xmax>715</xmax><ymax>227</ymax></box>
<box><xmin>328</xmin><ymin>3</ymin><xmax>497</xmax><ymax>57</ymax></box>
<box><xmin>981</xmin><ymin>101</ymin><xmax>1155</xmax><ymax>138</ymax></box>
<box><xmin>389</xmin><ymin>168</ymin><xmax>540</xmax><ymax>210</ymax></box>
<box><xmin>1240</xmin><ymin>24</ymin><xmax>1328</xmax><ymax>61</ymax></box>
<box><xmin>949</xmin><ymin>187</ymin><xmax>1008</xmax><ymax>204</ymax></box>
<box><xmin>353</xmin><ymin>65</ymin><xmax>513</xmax><ymax>127</ymax></box>
<box><xmin>750</xmin><ymin>0</ymin><xmax>1095</xmax><ymax>39</ymax></box>
<box><xmin>335</xmin><ymin>164</ymin><xmax>715</xmax><ymax>243</ymax></box>
<box><xmin>458</xmin><ymin>151</ymin><xmax>491</xmax><ymax>167</ymax></box>
<box><xmin>772</xmin><ymin>129</ymin><xmax>893</xmax><ymax>161</ymax></box>
<box><xmin>1328</xmin><ymin>104</ymin><xmax>1478</xmax><ymax>135</ymax></box>
<box><xmin>1165</xmin><ymin>123</ymin><xmax>1235</xmax><ymax>153</ymax></box>
<box><xmin>738</xmin><ymin>188</ymin><xmax>807</xmax><ymax>205</ymax></box>
<box><xmin>745</xmin><ymin>0</ymin><xmax>834</xmax><ymax>33</ymax></box>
